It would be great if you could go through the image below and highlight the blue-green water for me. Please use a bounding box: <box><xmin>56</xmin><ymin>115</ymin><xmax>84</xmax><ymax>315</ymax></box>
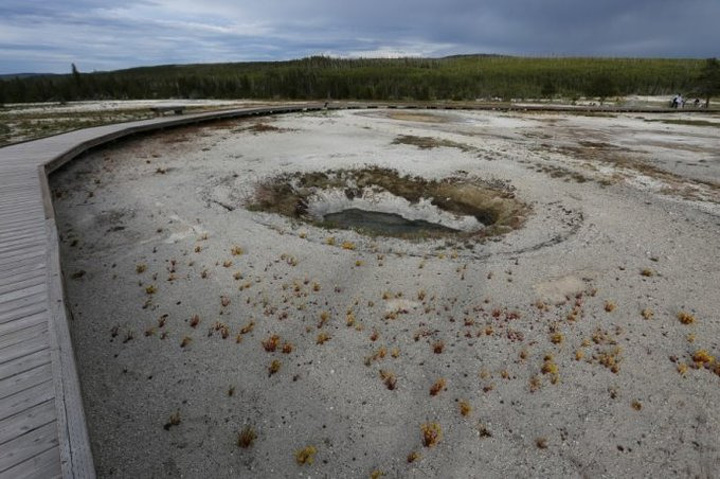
<box><xmin>323</xmin><ymin>208</ymin><xmax>458</xmax><ymax>235</ymax></box>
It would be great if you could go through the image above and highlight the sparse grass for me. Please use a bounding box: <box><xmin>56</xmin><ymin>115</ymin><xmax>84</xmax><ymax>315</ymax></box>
<box><xmin>316</xmin><ymin>332</ymin><xmax>331</xmax><ymax>345</ymax></box>
<box><xmin>237</xmin><ymin>425</ymin><xmax>257</xmax><ymax>448</ymax></box>
<box><xmin>421</xmin><ymin>422</ymin><xmax>442</xmax><ymax>447</ymax></box>
<box><xmin>230</xmin><ymin>245</ymin><xmax>244</xmax><ymax>256</ymax></box>
<box><xmin>459</xmin><ymin>400</ymin><xmax>472</xmax><ymax>417</ymax></box>
<box><xmin>430</xmin><ymin>378</ymin><xmax>447</xmax><ymax>396</ymax></box>
<box><xmin>407</xmin><ymin>451</ymin><xmax>421</xmax><ymax>463</ymax></box>
<box><xmin>268</xmin><ymin>359</ymin><xmax>281</xmax><ymax>376</ymax></box>
<box><xmin>692</xmin><ymin>349</ymin><xmax>715</xmax><ymax>366</ymax></box>
<box><xmin>136</xmin><ymin>263</ymin><xmax>147</xmax><ymax>274</ymax></box>
<box><xmin>262</xmin><ymin>334</ymin><xmax>280</xmax><ymax>352</ymax></box>
<box><xmin>295</xmin><ymin>445</ymin><xmax>317</xmax><ymax>465</ymax></box>
<box><xmin>163</xmin><ymin>411</ymin><xmax>181</xmax><ymax>430</ymax></box>
<box><xmin>678</xmin><ymin>311</ymin><xmax>695</xmax><ymax>325</ymax></box>
<box><xmin>604</xmin><ymin>301</ymin><xmax>616</xmax><ymax>312</ymax></box>
<box><xmin>641</xmin><ymin>308</ymin><xmax>654</xmax><ymax>320</ymax></box>
<box><xmin>379</xmin><ymin>370</ymin><xmax>397</xmax><ymax>390</ymax></box>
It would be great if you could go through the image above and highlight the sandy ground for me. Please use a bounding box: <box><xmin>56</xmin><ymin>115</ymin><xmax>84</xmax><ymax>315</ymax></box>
<box><xmin>51</xmin><ymin>108</ymin><xmax>720</xmax><ymax>478</ymax></box>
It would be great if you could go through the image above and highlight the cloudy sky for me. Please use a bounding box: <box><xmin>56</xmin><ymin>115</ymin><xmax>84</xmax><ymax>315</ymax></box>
<box><xmin>1</xmin><ymin>0</ymin><xmax>718</xmax><ymax>74</ymax></box>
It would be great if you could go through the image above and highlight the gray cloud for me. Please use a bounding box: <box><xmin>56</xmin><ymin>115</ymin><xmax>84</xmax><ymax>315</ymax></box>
<box><xmin>1</xmin><ymin>0</ymin><xmax>718</xmax><ymax>73</ymax></box>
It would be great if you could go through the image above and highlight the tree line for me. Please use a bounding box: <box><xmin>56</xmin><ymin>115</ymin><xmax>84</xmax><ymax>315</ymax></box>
<box><xmin>0</xmin><ymin>55</ymin><xmax>717</xmax><ymax>104</ymax></box>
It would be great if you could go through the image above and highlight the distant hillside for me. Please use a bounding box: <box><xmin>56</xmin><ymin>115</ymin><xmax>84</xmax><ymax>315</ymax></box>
<box><xmin>0</xmin><ymin>73</ymin><xmax>58</xmax><ymax>81</ymax></box>
<box><xmin>0</xmin><ymin>56</ymin><xmax>706</xmax><ymax>103</ymax></box>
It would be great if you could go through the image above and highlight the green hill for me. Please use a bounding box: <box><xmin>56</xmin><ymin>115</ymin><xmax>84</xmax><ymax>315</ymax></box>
<box><xmin>0</xmin><ymin>55</ymin><xmax>707</xmax><ymax>104</ymax></box>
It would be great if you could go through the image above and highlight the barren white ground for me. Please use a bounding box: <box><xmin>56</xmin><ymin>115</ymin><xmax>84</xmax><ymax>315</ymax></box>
<box><xmin>52</xmin><ymin>108</ymin><xmax>720</xmax><ymax>478</ymax></box>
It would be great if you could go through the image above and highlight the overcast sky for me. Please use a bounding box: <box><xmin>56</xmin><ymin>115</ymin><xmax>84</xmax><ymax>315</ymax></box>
<box><xmin>1</xmin><ymin>0</ymin><xmax>719</xmax><ymax>74</ymax></box>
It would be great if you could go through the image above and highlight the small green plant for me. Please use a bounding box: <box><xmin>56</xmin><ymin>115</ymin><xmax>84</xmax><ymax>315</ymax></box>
<box><xmin>421</xmin><ymin>422</ymin><xmax>442</xmax><ymax>447</ymax></box>
<box><xmin>692</xmin><ymin>349</ymin><xmax>715</xmax><ymax>366</ymax></box>
<box><xmin>678</xmin><ymin>311</ymin><xmax>695</xmax><ymax>325</ymax></box>
<box><xmin>268</xmin><ymin>359</ymin><xmax>281</xmax><ymax>376</ymax></box>
<box><xmin>145</xmin><ymin>285</ymin><xmax>157</xmax><ymax>295</ymax></box>
<box><xmin>407</xmin><ymin>451</ymin><xmax>421</xmax><ymax>463</ymax></box>
<box><xmin>295</xmin><ymin>445</ymin><xmax>317</xmax><ymax>465</ymax></box>
<box><xmin>262</xmin><ymin>334</ymin><xmax>280</xmax><ymax>352</ymax></box>
<box><xmin>136</xmin><ymin>263</ymin><xmax>147</xmax><ymax>274</ymax></box>
<box><xmin>459</xmin><ymin>399</ymin><xmax>472</xmax><ymax>417</ymax></box>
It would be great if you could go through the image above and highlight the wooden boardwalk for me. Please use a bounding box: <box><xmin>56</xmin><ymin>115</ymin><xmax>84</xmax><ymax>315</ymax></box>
<box><xmin>0</xmin><ymin>104</ymin><xmax>323</xmax><ymax>478</ymax></box>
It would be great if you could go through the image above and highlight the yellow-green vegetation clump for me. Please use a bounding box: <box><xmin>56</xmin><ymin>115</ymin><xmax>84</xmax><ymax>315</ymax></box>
<box><xmin>268</xmin><ymin>359</ymin><xmax>281</xmax><ymax>376</ymax></box>
<box><xmin>541</xmin><ymin>354</ymin><xmax>559</xmax><ymax>384</ymax></box>
<box><xmin>678</xmin><ymin>311</ymin><xmax>695</xmax><ymax>325</ymax></box>
<box><xmin>692</xmin><ymin>349</ymin><xmax>715</xmax><ymax>366</ymax></box>
<box><xmin>421</xmin><ymin>422</ymin><xmax>442</xmax><ymax>447</ymax></box>
<box><xmin>295</xmin><ymin>445</ymin><xmax>317</xmax><ymax>465</ymax></box>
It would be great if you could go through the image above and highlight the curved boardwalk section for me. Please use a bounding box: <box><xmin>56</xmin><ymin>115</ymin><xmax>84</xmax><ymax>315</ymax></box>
<box><xmin>0</xmin><ymin>104</ymin><xmax>321</xmax><ymax>478</ymax></box>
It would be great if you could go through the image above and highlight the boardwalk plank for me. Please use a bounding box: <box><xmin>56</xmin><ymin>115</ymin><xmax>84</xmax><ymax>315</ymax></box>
<box><xmin>0</xmin><ymin>334</ymin><xmax>49</xmax><ymax>368</ymax></box>
<box><xmin>0</xmin><ymin>422</ymin><xmax>59</xmax><ymax>475</ymax></box>
<box><xmin>0</xmin><ymin>349</ymin><xmax>51</xmax><ymax>382</ymax></box>
<box><xmin>0</xmin><ymin>379</ymin><xmax>54</xmax><ymax>425</ymax></box>
<box><xmin>0</xmin><ymin>250</ymin><xmax>45</xmax><ymax>269</ymax></box>
<box><xmin>0</xmin><ymin>445</ymin><xmax>61</xmax><ymax>479</ymax></box>
<box><xmin>0</xmin><ymin>272</ymin><xmax>45</xmax><ymax>293</ymax></box>
<box><xmin>0</xmin><ymin>323</ymin><xmax>48</xmax><ymax>352</ymax></box>
<box><xmin>0</xmin><ymin>283</ymin><xmax>46</xmax><ymax>307</ymax></box>
<box><xmin>0</xmin><ymin>290</ymin><xmax>47</xmax><ymax>314</ymax></box>
<box><xmin>0</xmin><ymin>400</ymin><xmax>57</xmax><ymax>446</ymax></box>
<box><xmin>0</xmin><ymin>303</ymin><xmax>46</xmax><ymax>326</ymax></box>
<box><xmin>0</xmin><ymin>363</ymin><xmax>53</xmax><ymax>401</ymax></box>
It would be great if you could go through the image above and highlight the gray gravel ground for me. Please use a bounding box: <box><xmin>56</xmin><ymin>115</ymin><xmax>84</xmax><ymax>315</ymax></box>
<box><xmin>52</xmin><ymin>109</ymin><xmax>720</xmax><ymax>478</ymax></box>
